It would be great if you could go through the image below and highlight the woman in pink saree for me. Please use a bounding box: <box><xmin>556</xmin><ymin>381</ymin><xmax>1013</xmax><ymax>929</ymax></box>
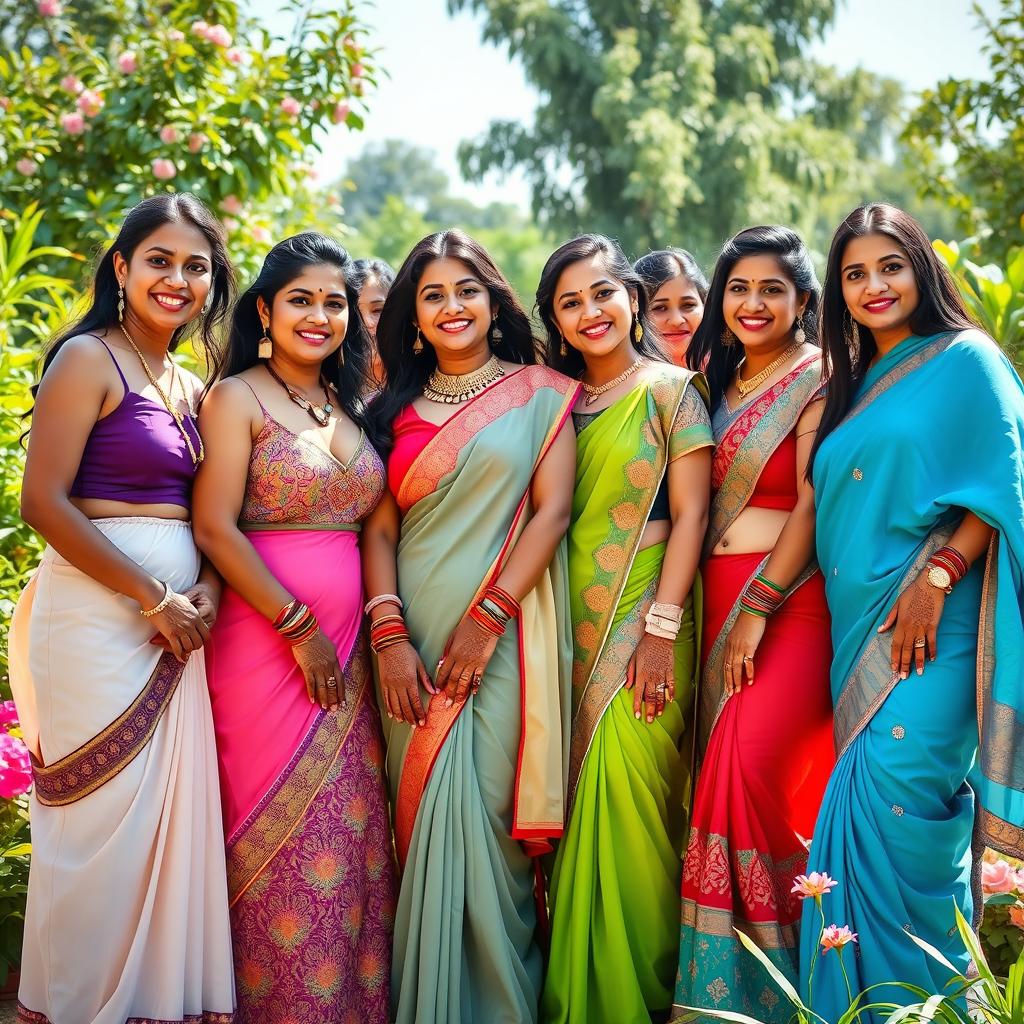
<box><xmin>194</xmin><ymin>233</ymin><xmax>395</xmax><ymax>1024</ymax></box>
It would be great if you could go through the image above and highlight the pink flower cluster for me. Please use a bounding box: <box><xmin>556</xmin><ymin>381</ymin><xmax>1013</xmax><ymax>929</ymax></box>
<box><xmin>0</xmin><ymin>702</ymin><xmax>31</xmax><ymax>800</ymax></box>
<box><xmin>152</xmin><ymin>159</ymin><xmax>177</xmax><ymax>181</ymax></box>
<box><xmin>193</xmin><ymin>21</ymin><xmax>232</xmax><ymax>48</ymax></box>
<box><xmin>117</xmin><ymin>51</ymin><xmax>138</xmax><ymax>74</ymax></box>
<box><xmin>982</xmin><ymin>857</ymin><xmax>1024</xmax><ymax>895</ymax></box>
<box><xmin>37</xmin><ymin>0</ymin><xmax>61</xmax><ymax>16</ymax></box>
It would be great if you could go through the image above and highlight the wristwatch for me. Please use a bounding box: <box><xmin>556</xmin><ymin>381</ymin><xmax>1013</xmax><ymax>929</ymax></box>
<box><xmin>925</xmin><ymin>564</ymin><xmax>953</xmax><ymax>594</ymax></box>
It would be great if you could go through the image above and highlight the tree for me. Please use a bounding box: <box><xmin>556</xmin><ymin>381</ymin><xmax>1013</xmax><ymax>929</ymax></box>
<box><xmin>343</xmin><ymin>140</ymin><xmax>450</xmax><ymax>223</ymax></box>
<box><xmin>0</xmin><ymin>0</ymin><xmax>376</xmax><ymax>279</ymax></box>
<box><xmin>902</xmin><ymin>0</ymin><xmax>1024</xmax><ymax>262</ymax></box>
<box><xmin>448</xmin><ymin>0</ymin><xmax>907</xmax><ymax>259</ymax></box>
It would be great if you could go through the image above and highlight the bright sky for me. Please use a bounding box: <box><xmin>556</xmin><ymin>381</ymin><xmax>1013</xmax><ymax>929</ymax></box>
<box><xmin>252</xmin><ymin>0</ymin><xmax>999</xmax><ymax>208</ymax></box>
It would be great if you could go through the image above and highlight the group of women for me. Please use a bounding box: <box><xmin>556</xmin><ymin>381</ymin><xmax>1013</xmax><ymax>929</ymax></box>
<box><xmin>8</xmin><ymin>190</ymin><xmax>1024</xmax><ymax>1024</ymax></box>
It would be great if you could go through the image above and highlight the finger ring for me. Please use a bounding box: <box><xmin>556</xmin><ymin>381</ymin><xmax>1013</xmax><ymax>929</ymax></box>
<box><xmin>725</xmin><ymin>660</ymin><xmax>733</xmax><ymax>668</ymax></box>
<box><xmin>913</xmin><ymin>638</ymin><xmax>926</xmax><ymax>649</ymax></box>
<box><xmin>743</xmin><ymin>655</ymin><xmax>752</xmax><ymax>663</ymax></box>
<box><xmin>655</xmin><ymin>683</ymin><xmax>666</xmax><ymax>693</ymax></box>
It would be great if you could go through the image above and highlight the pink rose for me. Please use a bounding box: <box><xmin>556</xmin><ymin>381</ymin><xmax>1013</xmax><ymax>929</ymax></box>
<box><xmin>251</xmin><ymin>226</ymin><xmax>271</xmax><ymax>244</ymax></box>
<box><xmin>0</xmin><ymin>733</ymin><xmax>33</xmax><ymax>799</ymax></box>
<box><xmin>76</xmin><ymin>88</ymin><xmax>104</xmax><ymax>117</ymax></box>
<box><xmin>820</xmin><ymin>924</ymin><xmax>858</xmax><ymax>953</ymax></box>
<box><xmin>1009</xmin><ymin>903</ymin><xmax>1024</xmax><ymax>930</ymax></box>
<box><xmin>117</xmin><ymin>51</ymin><xmax>138</xmax><ymax>74</ymax></box>
<box><xmin>220</xmin><ymin>194</ymin><xmax>244</xmax><ymax>216</ymax></box>
<box><xmin>16</xmin><ymin>157</ymin><xmax>35</xmax><ymax>175</ymax></box>
<box><xmin>0</xmin><ymin>701</ymin><xmax>19</xmax><ymax>727</ymax></box>
<box><xmin>225</xmin><ymin>47</ymin><xmax>243</xmax><ymax>65</ymax></box>
<box><xmin>60</xmin><ymin>111</ymin><xmax>85</xmax><ymax>135</ymax></box>
<box><xmin>331</xmin><ymin>101</ymin><xmax>350</xmax><ymax>125</ymax></box>
<box><xmin>791</xmin><ymin>872</ymin><xmax>839</xmax><ymax>900</ymax></box>
<box><xmin>982</xmin><ymin>858</ymin><xmax>1018</xmax><ymax>895</ymax></box>
<box><xmin>159</xmin><ymin>124</ymin><xmax>180</xmax><ymax>144</ymax></box>
<box><xmin>351</xmin><ymin>62</ymin><xmax>365</xmax><ymax>78</ymax></box>
<box><xmin>151</xmin><ymin>158</ymin><xmax>177</xmax><ymax>180</ymax></box>
<box><xmin>60</xmin><ymin>74</ymin><xmax>83</xmax><ymax>94</ymax></box>
<box><xmin>192</xmin><ymin>20</ymin><xmax>210</xmax><ymax>39</ymax></box>
<box><xmin>167</xmin><ymin>28</ymin><xmax>185</xmax><ymax>42</ymax></box>
<box><xmin>279</xmin><ymin>96</ymin><xmax>301</xmax><ymax>117</ymax></box>
<box><xmin>187</xmin><ymin>132</ymin><xmax>207</xmax><ymax>154</ymax></box>
<box><xmin>205</xmin><ymin>24</ymin><xmax>232</xmax><ymax>47</ymax></box>
<box><xmin>37</xmin><ymin>0</ymin><xmax>61</xmax><ymax>16</ymax></box>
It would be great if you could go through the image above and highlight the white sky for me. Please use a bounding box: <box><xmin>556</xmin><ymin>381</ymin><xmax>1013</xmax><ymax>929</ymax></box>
<box><xmin>251</xmin><ymin>0</ymin><xmax>999</xmax><ymax>207</ymax></box>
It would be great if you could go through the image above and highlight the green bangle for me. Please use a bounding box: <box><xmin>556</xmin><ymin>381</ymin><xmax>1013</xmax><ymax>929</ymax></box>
<box><xmin>754</xmin><ymin>573</ymin><xmax>785</xmax><ymax>594</ymax></box>
<box><xmin>739</xmin><ymin>601</ymin><xmax>769</xmax><ymax>619</ymax></box>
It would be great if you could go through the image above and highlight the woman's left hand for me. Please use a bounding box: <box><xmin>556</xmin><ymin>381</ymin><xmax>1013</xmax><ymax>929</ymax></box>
<box><xmin>150</xmin><ymin>581</ymin><xmax>220</xmax><ymax>650</ymax></box>
<box><xmin>435</xmin><ymin>616</ymin><xmax>500</xmax><ymax>707</ymax></box>
<box><xmin>878</xmin><ymin>572</ymin><xmax>945</xmax><ymax>679</ymax></box>
<box><xmin>625</xmin><ymin>633</ymin><xmax>675</xmax><ymax>724</ymax></box>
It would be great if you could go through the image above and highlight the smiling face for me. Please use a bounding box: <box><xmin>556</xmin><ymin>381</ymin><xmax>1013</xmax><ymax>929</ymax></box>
<box><xmin>552</xmin><ymin>253</ymin><xmax>637</xmax><ymax>358</ymax></box>
<box><xmin>723</xmin><ymin>254</ymin><xmax>807</xmax><ymax>355</ymax></box>
<box><xmin>649</xmin><ymin>273</ymin><xmax>704</xmax><ymax>362</ymax></box>
<box><xmin>258</xmin><ymin>263</ymin><xmax>349</xmax><ymax>367</ymax></box>
<box><xmin>414</xmin><ymin>257</ymin><xmax>496</xmax><ymax>357</ymax></box>
<box><xmin>840</xmin><ymin>232</ymin><xmax>920</xmax><ymax>341</ymax></box>
<box><xmin>114</xmin><ymin>219</ymin><xmax>213</xmax><ymax>335</ymax></box>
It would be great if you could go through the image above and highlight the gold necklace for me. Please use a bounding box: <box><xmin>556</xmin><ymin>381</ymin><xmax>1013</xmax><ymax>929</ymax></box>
<box><xmin>118</xmin><ymin>325</ymin><xmax>203</xmax><ymax>465</ymax></box>
<box><xmin>581</xmin><ymin>358</ymin><xmax>645</xmax><ymax>407</ymax></box>
<box><xmin>735</xmin><ymin>342</ymin><xmax>802</xmax><ymax>398</ymax></box>
<box><xmin>265</xmin><ymin>362</ymin><xmax>336</xmax><ymax>426</ymax></box>
<box><xmin>424</xmin><ymin>354</ymin><xmax>505</xmax><ymax>404</ymax></box>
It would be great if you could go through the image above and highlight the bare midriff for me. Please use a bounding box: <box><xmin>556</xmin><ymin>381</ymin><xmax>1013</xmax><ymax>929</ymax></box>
<box><xmin>711</xmin><ymin>506</ymin><xmax>788</xmax><ymax>556</ymax></box>
<box><xmin>71</xmin><ymin>496</ymin><xmax>190</xmax><ymax>521</ymax></box>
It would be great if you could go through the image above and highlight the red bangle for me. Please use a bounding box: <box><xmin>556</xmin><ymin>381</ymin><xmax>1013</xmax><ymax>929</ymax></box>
<box><xmin>469</xmin><ymin>604</ymin><xmax>506</xmax><ymax>636</ymax></box>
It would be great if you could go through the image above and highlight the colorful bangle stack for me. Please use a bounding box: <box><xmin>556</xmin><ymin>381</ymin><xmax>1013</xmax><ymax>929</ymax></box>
<box><xmin>739</xmin><ymin>573</ymin><xmax>785</xmax><ymax>619</ymax></box>
<box><xmin>369</xmin><ymin>613</ymin><xmax>411</xmax><ymax>654</ymax></box>
<box><xmin>273</xmin><ymin>598</ymin><xmax>320</xmax><ymax>646</ymax></box>
<box><xmin>929</xmin><ymin>546</ymin><xmax>968</xmax><ymax>585</ymax></box>
<box><xmin>469</xmin><ymin>585</ymin><xmax>521</xmax><ymax>637</ymax></box>
<box><xmin>364</xmin><ymin>593</ymin><xmax>403</xmax><ymax>616</ymax></box>
<box><xmin>644</xmin><ymin>601</ymin><xmax>683</xmax><ymax>639</ymax></box>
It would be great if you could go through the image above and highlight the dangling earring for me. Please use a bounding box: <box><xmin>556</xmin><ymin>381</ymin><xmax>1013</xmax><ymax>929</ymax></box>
<box><xmin>721</xmin><ymin>326</ymin><xmax>736</xmax><ymax>347</ymax></box>
<box><xmin>258</xmin><ymin>323</ymin><xmax>273</xmax><ymax>360</ymax></box>
<box><xmin>117</xmin><ymin>285</ymin><xmax>125</xmax><ymax>323</ymax></box>
<box><xmin>338</xmin><ymin>341</ymin><xmax>345</xmax><ymax>367</ymax></box>
<box><xmin>491</xmin><ymin>317</ymin><xmax>503</xmax><ymax>345</ymax></box>
<box><xmin>843</xmin><ymin>311</ymin><xmax>859</xmax><ymax>358</ymax></box>
<box><xmin>634</xmin><ymin>320</ymin><xmax>644</xmax><ymax>345</ymax></box>
<box><xmin>794</xmin><ymin>314</ymin><xmax>806</xmax><ymax>345</ymax></box>
<box><xmin>557</xmin><ymin>331</ymin><xmax>567</xmax><ymax>357</ymax></box>
<box><xmin>412</xmin><ymin>328</ymin><xmax>424</xmax><ymax>355</ymax></box>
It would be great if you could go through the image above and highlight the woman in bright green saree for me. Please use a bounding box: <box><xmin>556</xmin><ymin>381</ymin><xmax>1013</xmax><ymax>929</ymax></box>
<box><xmin>536</xmin><ymin>235</ymin><xmax>714</xmax><ymax>1024</ymax></box>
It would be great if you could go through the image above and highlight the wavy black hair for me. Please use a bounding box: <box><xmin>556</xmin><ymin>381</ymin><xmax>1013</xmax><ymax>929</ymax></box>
<box><xmin>634</xmin><ymin>247</ymin><xmax>709</xmax><ymax>302</ymax></box>
<box><xmin>32</xmin><ymin>192</ymin><xmax>233</xmax><ymax>400</ymax></box>
<box><xmin>687</xmin><ymin>225</ymin><xmax>820</xmax><ymax>406</ymax></box>
<box><xmin>372</xmin><ymin>229</ymin><xmax>537</xmax><ymax>452</ymax></box>
<box><xmin>535</xmin><ymin>233</ymin><xmax>666</xmax><ymax>377</ymax></box>
<box><xmin>210</xmin><ymin>231</ymin><xmax>378</xmax><ymax>448</ymax></box>
<box><xmin>809</xmin><ymin>203</ymin><xmax>976</xmax><ymax>476</ymax></box>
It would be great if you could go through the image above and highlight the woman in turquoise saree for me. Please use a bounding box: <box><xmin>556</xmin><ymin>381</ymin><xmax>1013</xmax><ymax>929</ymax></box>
<box><xmin>802</xmin><ymin>204</ymin><xmax>1024</xmax><ymax>1020</ymax></box>
<box><xmin>535</xmin><ymin>235</ymin><xmax>714</xmax><ymax>1024</ymax></box>
<box><xmin>362</xmin><ymin>230</ymin><xmax>578</xmax><ymax>1024</ymax></box>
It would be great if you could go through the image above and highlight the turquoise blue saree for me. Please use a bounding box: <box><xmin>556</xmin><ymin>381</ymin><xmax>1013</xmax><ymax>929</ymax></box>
<box><xmin>802</xmin><ymin>330</ymin><xmax>1024</xmax><ymax>1021</ymax></box>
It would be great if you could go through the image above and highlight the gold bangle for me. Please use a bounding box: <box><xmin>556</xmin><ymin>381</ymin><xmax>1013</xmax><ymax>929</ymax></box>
<box><xmin>140</xmin><ymin>582</ymin><xmax>172</xmax><ymax>618</ymax></box>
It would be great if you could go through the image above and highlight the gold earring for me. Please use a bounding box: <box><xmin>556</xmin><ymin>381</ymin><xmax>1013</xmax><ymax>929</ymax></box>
<box><xmin>843</xmin><ymin>312</ymin><xmax>859</xmax><ymax>356</ymax></box>
<box><xmin>117</xmin><ymin>285</ymin><xmax>125</xmax><ymax>323</ymax></box>
<box><xmin>634</xmin><ymin>320</ymin><xmax>644</xmax><ymax>344</ymax></box>
<box><xmin>491</xmin><ymin>319</ymin><xmax>503</xmax><ymax>344</ymax></box>
<box><xmin>557</xmin><ymin>332</ymin><xmax>567</xmax><ymax>357</ymax></box>
<box><xmin>413</xmin><ymin>328</ymin><xmax>424</xmax><ymax>354</ymax></box>
<box><xmin>721</xmin><ymin>326</ymin><xmax>736</xmax><ymax>348</ymax></box>
<box><xmin>338</xmin><ymin>341</ymin><xmax>345</xmax><ymax>367</ymax></box>
<box><xmin>258</xmin><ymin>323</ymin><xmax>273</xmax><ymax>360</ymax></box>
<box><xmin>794</xmin><ymin>314</ymin><xmax>806</xmax><ymax>345</ymax></box>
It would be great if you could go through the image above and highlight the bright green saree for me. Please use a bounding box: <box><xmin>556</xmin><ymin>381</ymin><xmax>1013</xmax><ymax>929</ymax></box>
<box><xmin>541</xmin><ymin>366</ymin><xmax>714</xmax><ymax>1024</ymax></box>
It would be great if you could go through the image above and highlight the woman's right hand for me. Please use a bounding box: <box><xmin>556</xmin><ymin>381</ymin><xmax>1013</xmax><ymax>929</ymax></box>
<box><xmin>292</xmin><ymin>629</ymin><xmax>345</xmax><ymax>711</ymax></box>
<box><xmin>148</xmin><ymin>589</ymin><xmax>211</xmax><ymax>663</ymax></box>
<box><xmin>377</xmin><ymin>641</ymin><xmax>436</xmax><ymax>728</ymax></box>
<box><xmin>723</xmin><ymin>610</ymin><xmax>767</xmax><ymax>697</ymax></box>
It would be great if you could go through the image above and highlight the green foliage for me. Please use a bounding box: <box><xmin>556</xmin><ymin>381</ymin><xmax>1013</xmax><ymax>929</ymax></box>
<box><xmin>935</xmin><ymin>240</ymin><xmax>1024</xmax><ymax>371</ymax></box>
<box><xmin>0</xmin><ymin>795</ymin><xmax>30</xmax><ymax>984</ymax></box>
<box><xmin>447</xmin><ymin>0</ymin><xmax>915</xmax><ymax>260</ymax></box>
<box><xmin>0</xmin><ymin>0</ymin><xmax>375</xmax><ymax>280</ymax></box>
<box><xmin>903</xmin><ymin>0</ymin><xmax>1024</xmax><ymax>263</ymax></box>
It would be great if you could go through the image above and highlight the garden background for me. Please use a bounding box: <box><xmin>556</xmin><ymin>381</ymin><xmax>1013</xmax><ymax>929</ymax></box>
<box><xmin>1</xmin><ymin>0</ymin><xmax>1023</xmax><ymax>1000</ymax></box>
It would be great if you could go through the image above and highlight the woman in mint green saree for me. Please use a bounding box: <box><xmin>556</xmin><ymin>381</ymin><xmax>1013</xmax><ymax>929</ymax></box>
<box><xmin>802</xmin><ymin>204</ymin><xmax>1024</xmax><ymax>1021</ymax></box>
<box><xmin>363</xmin><ymin>230</ymin><xmax>578</xmax><ymax>1024</ymax></box>
<box><xmin>536</xmin><ymin>235</ymin><xmax>714</xmax><ymax>1024</ymax></box>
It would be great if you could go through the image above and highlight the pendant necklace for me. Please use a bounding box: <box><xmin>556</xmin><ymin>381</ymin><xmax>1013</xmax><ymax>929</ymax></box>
<box><xmin>265</xmin><ymin>362</ymin><xmax>336</xmax><ymax>426</ymax></box>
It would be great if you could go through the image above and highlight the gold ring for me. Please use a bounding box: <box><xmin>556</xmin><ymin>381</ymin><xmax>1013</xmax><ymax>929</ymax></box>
<box><xmin>743</xmin><ymin>655</ymin><xmax>752</xmax><ymax>662</ymax></box>
<box><xmin>913</xmin><ymin>638</ymin><xmax>926</xmax><ymax>649</ymax></box>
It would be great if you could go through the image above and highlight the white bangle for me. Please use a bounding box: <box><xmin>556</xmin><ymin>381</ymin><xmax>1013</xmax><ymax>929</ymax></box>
<box><xmin>364</xmin><ymin>593</ymin><xmax>403</xmax><ymax>615</ymax></box>
<box><xmin>644</xmin><ymin>622</ymin><xmax>679</xmax><ymax>640</ymax></box>
<box><xmin>648</xmin><ymin>601</ymin><xmax>683</xmax><ymax>625</ymax></box>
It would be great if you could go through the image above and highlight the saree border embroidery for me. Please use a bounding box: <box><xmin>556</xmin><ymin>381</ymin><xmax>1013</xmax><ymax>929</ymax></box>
<box><xmin>393</xmin><ymin>373</ymin><xmax>580</xmax><ymax>866</ymax></box>
<box><xmin>17</xmin><ymin>1007</ymin><xmax>234</xmax><ymax>1024</ymax></box>
<box><xmin>30</xmin><ymin>651</ymin><xmax>185</xmax><ymax>807</ymax></box>
<box><xmin>678</xmin><ymin>898</ymin><xmax>797</xmax><ymax>950</ymax></box>
<box><xmin>396</xmin><ymin>365</ymin><xmax>567</xmax><ymax>513</ymax></box>
<box><xmin>705</xmin><ymin>355</ymin><xmax>821</xmax><ymax>555</ymax></box>
<box><xmin>978</xmin><ymin>807</ymin><xmax>1024</xmax><ymax>856</ymax></box>
<box><xmin>226</xmin><ymin>634</ymin><xmax>370</xmax><ymax>905</ymax></box>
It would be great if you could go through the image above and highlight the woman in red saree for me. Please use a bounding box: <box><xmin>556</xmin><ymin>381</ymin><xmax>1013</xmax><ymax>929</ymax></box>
<box><xmin>362</xmin><ymin>230</ymin><xmax>578</xmax><ymax>1024</ymax></box>
<box><xmin>194</xmin><ymin>233</ymin><xmax>394</xmax><ymax>1023</ymax></box>
<box><xmin>673</xmin><ymin>226</ymin><xmax>834</xmax><ymax>1021</ymax></box>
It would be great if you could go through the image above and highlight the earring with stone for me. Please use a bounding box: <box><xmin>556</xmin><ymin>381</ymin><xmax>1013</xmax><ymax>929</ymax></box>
<box><xmin>258</xmin><ymin>322</ymin><xmax>273</xmax><ymax>360</ymax></box>
<box><xmin>117</xmin><ymin>285</ymin><xmax>125</xmax><ymax>323</ymax></box>
<box><xmin>794</xmin><ymin>314</ymin><xmax>806</xmax><ymax>345</ymax></box>
<box><xmin>412</xmin><ymin>328</ymin><xmax>424</xmax><ymax>355</ymax></box>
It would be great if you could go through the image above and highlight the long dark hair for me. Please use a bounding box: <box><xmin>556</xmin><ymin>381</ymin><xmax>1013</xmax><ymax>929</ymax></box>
<box><xmin>34</xmin><ymin>192</ymin><xmax>233</xmax><ymax>396</ymax></box>
<box><xmin>372</xmin><ymin>229</ymin><xmax>537</xmax><ymax>451</ymax></box>
<box><xmin>536</xmin><ymin>233</ymin><xmax>666</xmax><ymax>377</ymax></box>
<box><xmin>809</xmin><ymin>203</ymin><xmax>976</xmax><ymax>475</ymax></box>
<box><xmin>687</xmin><ymin>225</ymin><xmax>820</xmax><ymax>407</ymax></box>
<box><xmin>210</xmin><ymin>231</ymin><xmax>378</xmax><ymax>447</ymax></box>
<box><xmin>634</xmin><ymin>247</ymin><xmax>709</xmax><ymax>302</ymax></box>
